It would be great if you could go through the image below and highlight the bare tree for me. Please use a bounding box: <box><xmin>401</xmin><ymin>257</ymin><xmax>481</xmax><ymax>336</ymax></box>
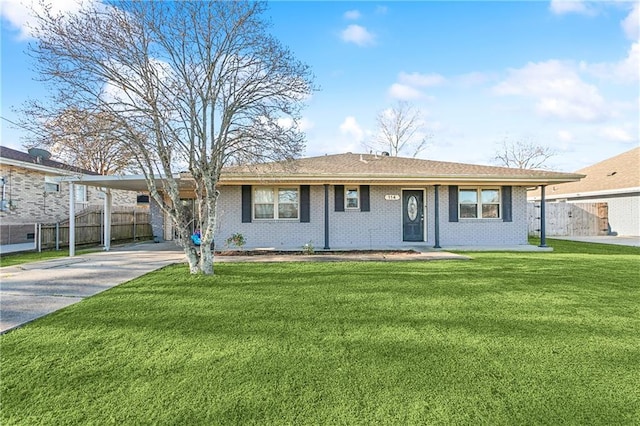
<box><xmin>19</xmin><ymin>107</ymin><xmax>136</xmax><ymax>175</ymax></box>
<box><xmin>366</xmin><ymin>101</ymin><xmax>431</xmax><ymax>157</ymax></box>
<box><xmin>27</xmin><ymin>1</ymin><xmax>314</xmax><ymax>274</ymax></box>
<box><xmin>493</xmin><ymin>138</ymin><xmax>557</xmax><ymax>169</ymax></box>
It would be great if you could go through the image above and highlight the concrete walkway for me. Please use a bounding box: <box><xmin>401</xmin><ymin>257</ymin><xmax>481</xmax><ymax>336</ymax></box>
<box><xmin>0</xmin><ymin>242</ymin><xmax>186</xmax><ymax>334</ymax></box>
<box><xmin>0</xmin><ymin>242</ymin><xmax>470</xmax><ymax>334</ymax></box>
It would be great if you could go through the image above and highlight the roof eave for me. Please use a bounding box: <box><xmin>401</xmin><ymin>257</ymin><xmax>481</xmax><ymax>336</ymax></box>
<box><xmin>217</xmin><ymin>173</ymin><xmax>584</xmax><ymax>186</ymax></box>
<box><xmin>0</xmin><ymin>158</ymin><xmax>85</xmax><ymax>176</ymax></box>
<box><xmin>529</xmin><ymin>186</ymin><xmax>640</xmax><ymax>201</ymax></box>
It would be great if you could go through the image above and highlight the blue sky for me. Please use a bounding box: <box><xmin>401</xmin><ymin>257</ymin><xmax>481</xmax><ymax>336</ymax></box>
<box><xmin>1</xmin><ymin>0</ymin><xmax>638</xmax><ymax>172</ymax></box>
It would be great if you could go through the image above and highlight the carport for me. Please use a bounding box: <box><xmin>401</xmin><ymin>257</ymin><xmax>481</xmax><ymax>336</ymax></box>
<box><xmin>61</xmin><ymin>174</ymin><xmax>196</xmax><ymax>256</ymax></box>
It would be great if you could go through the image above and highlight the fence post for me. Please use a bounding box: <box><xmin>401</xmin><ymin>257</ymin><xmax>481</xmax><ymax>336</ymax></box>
<box><xmin>56</xmin><ymin>222</ymin><xmax>60</xmax><ymax>251</ymax></box>
<box><xmin>133</xmin><ymin>208</ymin><xmax>137</xmax><ymax>241</ymax></box>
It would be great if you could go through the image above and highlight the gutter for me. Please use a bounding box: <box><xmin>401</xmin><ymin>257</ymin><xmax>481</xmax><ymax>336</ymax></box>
<box><xmin>217</xmin><ymin>173</ymin><xmax>585</xmax><ymax>186</ymax></box>
<box><xmin>529</xmin><ymin>186</ymin><xmax>640</xmax><ymax>201</ymax></box>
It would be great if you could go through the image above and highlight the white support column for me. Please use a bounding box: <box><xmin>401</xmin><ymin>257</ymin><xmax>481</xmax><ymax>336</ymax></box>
<box><xmin>104</xmin><ymin>189</ymin><xmax>112</xmax><ymax>251</ymax></box>
<box><xmin>69</xmin><ymin>182</ymin><xmax>76</xmax><ymax>257</ymax></box>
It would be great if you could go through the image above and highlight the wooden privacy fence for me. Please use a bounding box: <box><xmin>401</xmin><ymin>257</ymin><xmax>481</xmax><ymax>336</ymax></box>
<box><xmin>1</xmin><ymin>208</ymin><xmax>153</xmax><ymax>251</ymax></box>
<box><xmin>527</xmin><ymin>202</ymin><xmax>609</xmax><ymax>237</ymax></box>
<box><xmin>41</xmin><ymin>208</ymin><xmax>153</xmax><ymax>249</ymax></box>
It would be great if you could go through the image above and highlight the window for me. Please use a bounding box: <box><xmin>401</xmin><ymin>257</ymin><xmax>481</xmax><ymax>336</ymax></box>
<box><xmin>75</xmin><ymin>185</ymin><xmax>87</xmax><ymax>203</ymax></box>
<box><xmin>254</xmin><ymin>187</ymin><xmax>299</xmax><ymax>219</ymax></box>
<box><xmin>345</xmin><ymin>187</ymin><xmax>359</xmax><ymax>209</ymax></box>
<box><xmin>459</xmin><ymin>188</ymin><xmax>500</xmax><ymax>219</ymax></box>
<box><xmin>44</xmin><ymin>176</ymin><xmax>60</xmax><ymax>193</ymax></box>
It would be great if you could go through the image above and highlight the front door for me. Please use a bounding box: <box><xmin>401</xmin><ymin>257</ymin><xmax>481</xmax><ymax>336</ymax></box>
<box><xmin>403</xmin><ymin>190</ymin><xmax>424</xmax><ymax>242</ymax></box>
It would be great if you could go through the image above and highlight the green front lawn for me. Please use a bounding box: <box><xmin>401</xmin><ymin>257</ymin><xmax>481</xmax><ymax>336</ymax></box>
<box><xmin>2</xmin><ymin>241</ymin><xmax>639</xmax><ymax>424</ymax></box>
<box><xmin>0</xmin><ymin>248</ymin><xmax>99</xmax><ymax>267</ymax></box>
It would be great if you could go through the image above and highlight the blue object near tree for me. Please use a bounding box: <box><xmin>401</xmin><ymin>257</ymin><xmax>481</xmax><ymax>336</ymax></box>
<box><xmin>191</xmin><ymin>230</ymin><xmax>202</xmax><ymax>246</ymax></box>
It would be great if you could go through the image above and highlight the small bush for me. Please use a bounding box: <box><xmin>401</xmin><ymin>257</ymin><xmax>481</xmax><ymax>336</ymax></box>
<box><xmin>225</xmin><ymin>233</ymin><xmax>246</xmax><ymax>249</ymax></box>
<box><xmin>302</xmin><ymin>241</ymin><xmax>314</xmax><ymax>255</ymax></box>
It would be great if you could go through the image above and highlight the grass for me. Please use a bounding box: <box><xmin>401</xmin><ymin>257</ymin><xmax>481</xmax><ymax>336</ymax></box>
<box><xmin>0</xmin><ymin>247</ymin><xmax>100</xmax><ymax>267</ymax></box>
<box><xmin>1</xmin><ymin>240</ymin><xmax>639</xmax><ymax>424</ymax></box>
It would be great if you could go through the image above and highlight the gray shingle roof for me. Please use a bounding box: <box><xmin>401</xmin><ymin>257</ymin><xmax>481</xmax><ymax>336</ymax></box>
<box><xmin>531</xmin><ymin>146</ymin><xmax>640</xmax><ymax>198</ymax></box>
<box><xmin>220</xmin><ymin>153</ymin><xmax>583</xmax><ymax>186</ymax></box>
<box><xmin>0</xmin><ymin>146</ymin><xmax>99</xmax><ymax>175</ymax></box>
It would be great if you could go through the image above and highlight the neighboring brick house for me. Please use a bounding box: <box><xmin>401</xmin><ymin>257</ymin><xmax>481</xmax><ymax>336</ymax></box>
<box><xmin>529</xmin><ymin>147</ymin><xmax>640</xmax><ymax>237</ymax></box>
<box><xmin>70</xmin><ymin>152</ymin><xmax>583</xmax><ymax>249</ymax></box>
<box><xmin>0</xmin><ymin>146</ymin><xmax>137</xmax><ymax>226</ymax></box>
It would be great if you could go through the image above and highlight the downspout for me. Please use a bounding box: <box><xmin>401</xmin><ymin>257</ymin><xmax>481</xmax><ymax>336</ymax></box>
<box><xmin>324</xmin><ymin>184</ymin><xmax>330</xmax><ymax>250</ymax></box>
<box><xmin>539</xmin><ymin>185</ymin><xmax>547</xmax><ymax>248</ymax></box>
<box><xmin>433</xmin><ymin>185</ymin><xmax>441</xmax><ymax>249</ymax></box>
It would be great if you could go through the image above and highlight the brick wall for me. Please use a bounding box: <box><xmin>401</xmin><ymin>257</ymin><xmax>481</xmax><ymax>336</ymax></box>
<box><xmin>215</xmin><ymin>185</ymin><xmax>529</xmax><ymax>250</ymax></box>
<box><xmin>438</xmin><ymin>186</ymin><xmax>528</xmax><ymax>246</ymax></box>
<box><xmin>0</xmin><ymin>164</ymin><xmax>138</xmax><ymax>225</ymax></box>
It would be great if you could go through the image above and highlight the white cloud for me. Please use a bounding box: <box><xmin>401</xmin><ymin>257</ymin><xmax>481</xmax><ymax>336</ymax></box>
<box><xmin>388</xmin><ymin>83</ymin><xmax>423</xmax><ymax>100</ymax></box>
<box><xmin>398</xmin><ymin>72</ymin><xmax>446</xmax><ymax>87</ymax></box>
<box><xmin>343</xmin><ymin>10</ymin><xmax>361</xmax><ymax>20</ymax></box>
<box><xmin>277</xmin><ymin>117</ymin><xmax>314</xmax><ymax>132</ymax></box>
<box><xmin>341</xmin><ymin>24</ymin><xmax>375</xmax><ymax>47</ymax></box>
<box><xmin>557</xmin><ymin>130</ymin><xmax>574</xmax><ymax>142</ymax></box>
<box><xmin>584</xmin><ymin>42</ymin><xmax>639</xmax><ymax>83</ymax></box>
<box><xmin>622</xmin><ymin>3</ymin><xmax>639</xmax><ymax>40</ymax></box>
<box><xmin>0</xmin><ymin>0</ymin><xmax>93</xmax><ymax>39</ymax></box>
<box><xmin>493</xmin><ymin>60</ymin><xmax>608</xmax><ymax>122</ymax></box>
<box><xmin>339</xmin><ymin>116</ymin><xmax>365</xmax><ymax>142</ymax></box>
<box><xmin>549</xmin><ymin>0</ymin><xmax>595</xmax><ymax>16</ymax></box>
<box><xmin>600</xmin><ymin>126</ymin><xmax>635</xmax><ymax>142</ymax></box>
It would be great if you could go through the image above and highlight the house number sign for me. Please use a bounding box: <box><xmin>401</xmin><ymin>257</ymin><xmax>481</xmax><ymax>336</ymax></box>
<box><xmin>384</xmin><ymin>194</ymin><xmax>400</xmax><ymax>201</ymax></box>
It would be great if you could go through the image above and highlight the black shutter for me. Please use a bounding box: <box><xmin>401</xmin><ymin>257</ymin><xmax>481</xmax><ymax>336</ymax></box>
<box><xmin>502</xmin><ymin>186</ymin><xmax>512</xmax><ymax>222</ymax></box>
<box><xmin>300</xmin><ymin>185</ymin><xmax>310</xmax><ymax>223</ymax></box>
<box><xmin>241</xmin><ymin>185</ymin><xmax>252</xmax><ymax>223</ymax></box>
<box><xmin>335</xmin><ymin>185</ymin><xmax>344</xmax><ymax>212</ymax></box>
<box><xmin>360</xmin><ymin>185</ymin><xmax>370</xmax><ymax>212</ymax></box>
<box><xmin>448</xmin><ymin>185</ymin><xmax>459</xmax><ymax>222</ymax></box>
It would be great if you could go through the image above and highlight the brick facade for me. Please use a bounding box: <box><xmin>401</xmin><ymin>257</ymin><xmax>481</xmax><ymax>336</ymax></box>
<box><xmin>214</xmin><ymin>184</ymin><xmax>528</xmax><ymax>250</ymax></box>
<box><xmin>0</xmin><ymin>164</ymin><xmax>138</xmax><ymax>225</ymax></box>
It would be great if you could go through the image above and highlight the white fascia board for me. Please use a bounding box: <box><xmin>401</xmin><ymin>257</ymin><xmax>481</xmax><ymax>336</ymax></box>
<box><xmin>218</xmin><ymin>174</ymin><xmax>583</xmax><ymax>186</ymax></box>
<box><xmin>55</xmin><ymin>174</ymin><xmax>177</xmax><ymax>192</ymax></box>
<box><xmin>528</xmin><ymin>186</ymin><xmax>640</xmax><ymax>201</ymax></box>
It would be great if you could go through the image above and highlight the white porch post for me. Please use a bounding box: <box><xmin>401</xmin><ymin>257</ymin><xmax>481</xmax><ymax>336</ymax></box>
<box><xmin>104</xmin><ymin>189</ymin><xmax>112</xmax><ymax>251</ymax></box>
<box><xmin>69</xmin><ymin>182</ymin><xmax>76</xmax><ymax>257</ymax></box>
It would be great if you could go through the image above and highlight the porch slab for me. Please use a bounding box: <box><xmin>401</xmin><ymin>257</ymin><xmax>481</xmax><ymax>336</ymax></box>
<box><xmin>214</xmin><ymin>250</ymin><xmax>469</xmax><ymax>263</ymax></box>
<box><xmin>438</xmin><ymin>245</ymin><xmax>553</xmax><ymax>252</ymax></box>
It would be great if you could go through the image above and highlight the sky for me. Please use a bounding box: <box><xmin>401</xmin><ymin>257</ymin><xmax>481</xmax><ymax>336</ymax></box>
<box><xmin>1</xmin><ymin>0</ymin><xmax>638</xmax><ymax>172</ymax></box>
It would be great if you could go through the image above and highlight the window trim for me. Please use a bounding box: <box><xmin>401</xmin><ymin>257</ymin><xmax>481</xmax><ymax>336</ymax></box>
<box><xmin>458</xmin><ymin>187</ymin><xmax>501</xmax><ymax>220</ymax></box>
<box><xmin>253</xmin><ymin>186</ymin><xmax>300</xmax><ymax>220</ymax></box>
<box><xmin>345</xmin><ymin>187</ymin><xmax>360</xmax><ymax>210</ymax></box>
<box><xmin>44</xmin><ymin>176</ymin><xmax>60</xmax><ymax>193</ymax></box>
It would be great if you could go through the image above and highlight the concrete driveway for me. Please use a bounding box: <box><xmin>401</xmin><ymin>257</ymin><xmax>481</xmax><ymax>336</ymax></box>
<box><xmin>0</xmin><ymin>242</ymin><xmax>470</xmax><ymax>334</ymax></box>
<box><xmin>549</xmin><ymin>235</ymin><xmax>640</xmax><ymax>247</ymax></box>
<box><xmin>0</xmin><ymin>242</ymin><xmax>185</xmax><ymax>334</ymax></box>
